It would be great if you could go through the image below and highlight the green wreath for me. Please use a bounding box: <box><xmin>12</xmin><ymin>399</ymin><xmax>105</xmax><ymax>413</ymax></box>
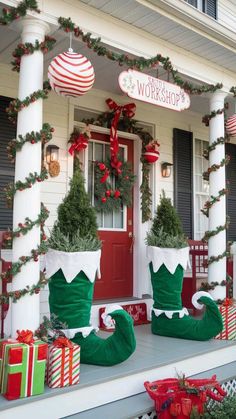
<box><xmin>94</xmin><ymin>159</ymin><xmax>136</xmax><ymax>212</ymax></box>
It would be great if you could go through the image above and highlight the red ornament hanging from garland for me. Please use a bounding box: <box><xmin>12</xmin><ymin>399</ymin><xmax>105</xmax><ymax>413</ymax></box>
<box><xmin>106</xmin><ymin>98</ymin><xmax>136</xmax><ymax>174</ymax></box>
<box><xmin>143</xmin><ymin>140</ymin><xmax>160</xmax><ymax>163</ymax></box>
<box><xmin>94</xmin><ymin>159</ymin><xmax>136</xmax><ymax>212</ymax></box>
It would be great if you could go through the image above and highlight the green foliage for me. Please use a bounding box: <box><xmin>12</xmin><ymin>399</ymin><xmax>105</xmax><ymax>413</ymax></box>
<box><xmin>146</xmin><ymin>191</ymin><xmax>187</xmax><ymax>248</ymax></box>
<box><xmin>202</xmin><ymin>396</ymin><xmax>236</xmax><ymax>419</ymax></box>
<box><xmin>49</xmin><ymin>163</ymin><xmax>101</xmax><ymax>251</ymax></box>
<box><xmin>35</xmin><ymin>314</ymin><xmax>68</xmax><ymax>343</ymax></box>
<box><xmin>48</xmin><ymin>226</ymin><xmax>101</xmax><ymax>252</ymax></box>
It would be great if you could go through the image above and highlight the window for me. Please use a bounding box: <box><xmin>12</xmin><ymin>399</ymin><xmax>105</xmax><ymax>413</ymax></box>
<box><xmin>185</xmin><ymin>0</ymin><xmax>217</xmax><ymax>19</ymax></box>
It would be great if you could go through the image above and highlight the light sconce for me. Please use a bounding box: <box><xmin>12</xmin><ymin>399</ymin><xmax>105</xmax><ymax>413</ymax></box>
<box><xmin>45</xmin><ymin>145</ymin><xmax>60</xmax><ymax>177</ymax></box>
<box><xmin>161</xmin><ymin>162</ymin><xmax>173</xmax><ymax>178</ymax></box>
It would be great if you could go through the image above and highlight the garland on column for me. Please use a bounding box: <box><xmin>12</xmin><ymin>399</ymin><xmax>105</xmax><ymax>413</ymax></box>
<box><xmin>0</xmin><ymin>23</ymin><xmax>53</xmax><ymax>305</ymax></box>
<box><xmin>0</xmin><ymin>0</ymin><xmax>40</xmax><ymax>25</ymax></box>
<box><xmin>12</xmin><ymin>37</ymin><xmax>56</xmax><ymax>72</ymax></box>
<box><xmin>201</xmin><ymin>107</ymin><xmax>230</xmax><ymax>268</ymax></box>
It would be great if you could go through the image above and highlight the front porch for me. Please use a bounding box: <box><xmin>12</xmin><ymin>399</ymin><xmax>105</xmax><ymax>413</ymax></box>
<box><xmin>0</xmin><ymin>324</ymin><xmax>236</xmax><ymax>418</ymax></box>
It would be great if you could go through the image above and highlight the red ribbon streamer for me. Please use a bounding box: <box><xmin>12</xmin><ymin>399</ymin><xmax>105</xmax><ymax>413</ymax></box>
<box><xmin>106</xmin><ymin>98</ymin><xmax>136</xmax><ymax>173</ymax></box>
<box><xmin>68</xmin><ymin>134</ymin><xmax>88</xmax><ymax>155</ymax></box>
<box><xmin>16</xmin><ymin>329</ymin><xmax>34</xmax><ymax>345</ymax></box>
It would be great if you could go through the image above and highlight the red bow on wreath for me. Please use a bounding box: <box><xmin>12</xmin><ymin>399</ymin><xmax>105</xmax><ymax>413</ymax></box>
<box><xmin>69</xmin><ymin>133</ymin><xmax>88</xmax><ymax>155</ymax></box>
<box><xmin>106</xmin><ymin>98</ymin><xmax>136</xmax><ymax>174</ymax></box>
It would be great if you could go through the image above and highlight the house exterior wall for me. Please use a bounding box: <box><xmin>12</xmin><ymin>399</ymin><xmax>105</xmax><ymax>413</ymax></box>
<box><xmin>217</xmin><ymin>0</ymin><xmax>236</xmax><ymax>30</ymax></box>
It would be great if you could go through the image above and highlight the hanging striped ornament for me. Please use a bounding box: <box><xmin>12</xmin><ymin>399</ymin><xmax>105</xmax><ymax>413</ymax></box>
<box><xmin>48</xmin><ymin>51</ymin><xmax>95</xmax><ymax>97</ymax></box>
<box><xmin>225</xmin><ymin>114</ymin><xmax>236</xmax><ymax>137</ymax></box>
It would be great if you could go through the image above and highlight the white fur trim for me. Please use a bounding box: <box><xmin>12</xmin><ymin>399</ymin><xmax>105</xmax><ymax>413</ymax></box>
<box><xmin>191</xmin><ymin>291</ymin><xmax>214</xmax><ymax>310</ymax></box>
<box><xmin>152</xmin><ymin>306</ymin><xmax>189</xmax><ymax>319</ymax></box>
<box><xmin>101</xmin><ymin>304</ymin><xmax>123</xmax><ymax>328</ymax></box>
<box><xmin>147</xmin><ymin>246</ymin><xmax>190</xmax><ymax>274</ymax></box>
<box><xmin>61</xmin><ymin>326</ymin><xmax>99</xmax><ymax>339</ymax></box>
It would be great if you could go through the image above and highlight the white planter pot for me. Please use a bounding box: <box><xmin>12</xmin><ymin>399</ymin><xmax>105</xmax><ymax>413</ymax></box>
<box><xmin>209</xmin><ymin>285</ymin><xmax>226</xmax><ymax>301</ymax></box>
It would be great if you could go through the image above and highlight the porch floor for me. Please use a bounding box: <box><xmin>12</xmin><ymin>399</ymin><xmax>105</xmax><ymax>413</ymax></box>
<box><xmin>1</xmin><ymin>324</ymin><xmax>236</xmax><ymax>419</ymax></box>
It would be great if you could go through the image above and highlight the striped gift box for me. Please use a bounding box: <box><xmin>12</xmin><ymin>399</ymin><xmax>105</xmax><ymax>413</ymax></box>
<box><xmin>215</xmin><ymin>304</ymin><xmax>236</xmax><ymax>340</ymax></box>
<box><xmin>47</xmin><ymin>341</ymin><xmax>80</xmax><ymax>388</ymax></box>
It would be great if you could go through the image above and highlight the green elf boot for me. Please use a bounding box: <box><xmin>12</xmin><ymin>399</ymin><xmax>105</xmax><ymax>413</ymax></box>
<box><xmin>49</xmin><ymin>270</ymin><xmax>136</xmax><ymax>366</ymax></box>
<box><xmin>150</xmin><ymin>263</ymin><xmax>223</xmax><ymax>341</ymax></box>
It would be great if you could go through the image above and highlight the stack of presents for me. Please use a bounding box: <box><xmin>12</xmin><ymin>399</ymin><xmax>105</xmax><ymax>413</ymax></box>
<box><xmin>0</xmin><ymin>329</ymin><xmax>80</xmax><ymax>400</ymax></box>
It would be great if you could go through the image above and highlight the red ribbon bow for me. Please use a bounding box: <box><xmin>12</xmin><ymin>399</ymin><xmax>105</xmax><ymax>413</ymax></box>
<box><xmin>53</xmin><ymin>337</ymin><xmax>74</xmax><ymax>348</ymax></box>
<box><xmin>16</xmin><ymin>329</ymin><xmax>34</xmax><ymax>345</ymax></box>
<box><xmin>106</xmin><ymin>98</ymin><xmax>136</xmax><ymax>173</ymax></box>
<box><xmin>223</xmin><ymin>297</ymin><xmax>233</xmax><ymax>306</ymax></box>
<box><xmin>69</xmin><ymin>134</ymin><xmax>88</xmax><ymax>155</ymax></box>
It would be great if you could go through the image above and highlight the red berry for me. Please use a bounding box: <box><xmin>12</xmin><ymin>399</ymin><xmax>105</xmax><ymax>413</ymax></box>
<box><xmin>31</xmin><ymin>140</ymin><xmax>35</xmax><ymax>144</ymax></box>
<box><xmin>101</xmin><ymin>197</ymin><xmax>107</xmax><ymax>203</ymax></box>
<box><xmin>105</xmin><ymin>190</ymin><xmax>111</xmax><ymax>197</ymax></box>
<box><xmin>114</xmin><ymin>190</ymin><xmax>121</xmax><ymax>198</ymax></box>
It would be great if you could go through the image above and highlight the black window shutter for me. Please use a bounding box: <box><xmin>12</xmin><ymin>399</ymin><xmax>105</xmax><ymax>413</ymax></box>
<box><xmin>226</xmin><ymin>143</ymin><xmax>236</xmax><ymax>242</ymax></box>
<box><xmin>186</xmin><ymin>0</ymin><xmax>197</xmax><ymax>7</ymax></box>
<box><xmin>173</xmin><ymin>128</ymin><xmax>193</xmax><ymax>239</ymax></box>
<box><xmin>0</xmin><ymin>96</ymin><xmax>16</xmax><ymax>230</ymax></box>
<box><xmin>204</xmin><ymin>0</ymin><xmax>217</xmax><ymax>19</ymax></box>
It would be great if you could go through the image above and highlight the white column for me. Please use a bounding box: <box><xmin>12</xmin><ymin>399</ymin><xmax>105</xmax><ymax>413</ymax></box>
<box><xmin>208</xmin><ymin>91</ymin><xmax>227</xmax><ymax>292</ymax></box>
<box><xmin>11</xmin><ymin>18</ymin><xmax>49</xmax><ymax>337</ymax></box>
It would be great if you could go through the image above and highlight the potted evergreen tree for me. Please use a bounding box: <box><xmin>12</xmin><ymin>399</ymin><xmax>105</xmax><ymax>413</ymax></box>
<box><xmin>44</xmin><ymin>162</ymin><xmax>136</xmax><ymax>365</ymax></box>
<box><xmin>146</xmin><ymin>192</ymin><xmax>223</xmax><ymax>341</ymax></box>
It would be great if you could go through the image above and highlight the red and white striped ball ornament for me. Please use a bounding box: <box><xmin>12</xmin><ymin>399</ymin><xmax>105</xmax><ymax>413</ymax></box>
<box><xmin>48</xmin><ymin>49</ymin><xmax>95</xmax><ymax>97</ymax></box>
<box><xmin>225</xmin><ymin>114</ymin><xmax>236</xmax><ymax>137</ymax></box>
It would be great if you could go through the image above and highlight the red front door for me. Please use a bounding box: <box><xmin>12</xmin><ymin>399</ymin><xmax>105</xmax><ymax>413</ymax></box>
<box><xmin>87</xmin><ymin>132</ymin><xmax>134</xmax><ymax>300</ymax></box>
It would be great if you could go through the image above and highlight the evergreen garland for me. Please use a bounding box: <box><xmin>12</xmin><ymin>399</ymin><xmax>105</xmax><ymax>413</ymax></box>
<box><xmin>94</xmin><ymin>159</ymin><xmax>136</xmax><ymax>212</ymax></box>
<box><xmin>12</xmin><ymin>37</ymin><xmax>56</xmax><ymax>72</ymax></box>
<box><xmin>0</xmin><ymin>0</ymin><xmax>40</xmax><ymax>25</ymax></box>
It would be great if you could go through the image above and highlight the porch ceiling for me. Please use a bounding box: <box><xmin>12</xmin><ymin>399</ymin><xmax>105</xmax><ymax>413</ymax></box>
<box><xmin>79</xmin><ymin>0</ymin><xmax>236</xmax><ymax>74</ymax></box>
<box><xmin>0</xmin><ymin>5</ymin><xmax>234</xmax><ymax>116</ymax></box>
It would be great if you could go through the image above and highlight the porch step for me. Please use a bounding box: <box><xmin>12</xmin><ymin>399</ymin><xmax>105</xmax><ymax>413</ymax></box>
<box><xmin>64</xmin><ymin>361</ymin><xmax>236</xmax><ymax>419</ymax></box>
<box><xmin>0</xmin><ymin>325</ymin><xmax>236</xmax><ymax>419</ymax></box>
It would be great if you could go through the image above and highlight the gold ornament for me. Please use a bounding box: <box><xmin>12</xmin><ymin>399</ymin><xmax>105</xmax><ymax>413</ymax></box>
<box><xmin>49</xmin><ymin>161</ymin><xmax>60</xmax><ymax>177</ymax></box>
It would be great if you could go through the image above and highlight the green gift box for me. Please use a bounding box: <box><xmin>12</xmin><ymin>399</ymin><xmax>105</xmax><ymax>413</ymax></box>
<box><xmin>0</xmin><ymin>338</ymin><xmax>47</xmax><ymax>400</ymax></box>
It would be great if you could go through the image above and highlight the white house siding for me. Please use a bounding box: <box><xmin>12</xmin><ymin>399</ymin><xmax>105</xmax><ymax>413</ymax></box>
<box><xmin>218</xmin><ymin>0</ymin><xmax>236</xmax><ymax>31</ymax></box>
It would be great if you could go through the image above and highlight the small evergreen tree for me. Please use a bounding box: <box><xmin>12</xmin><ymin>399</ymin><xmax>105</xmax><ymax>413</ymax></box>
<box><xmin>146</xmin><ymin>191</ymin><xmax>187</xmax><ymax>248</ymax></box>
<box><xmin>48</xmin><ymin>162</ymin><xmax>101</xmax><ymax>251</ymax></box>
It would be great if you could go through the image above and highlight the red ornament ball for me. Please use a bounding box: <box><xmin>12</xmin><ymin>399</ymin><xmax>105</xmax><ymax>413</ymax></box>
<box><xmin>48</xmin><ymin>51</ymin><xmax>95</xmax><ymax>97</ymax></box>
<box><xmin>143</xmin><ymin>150</ymin><xmax>159</xmax><ymax>163</ymax></box>
<box><xmin>114</xmin><ymin>190</ymin><xmax>121</xmax><ymax>198</ymax></box>
<box><xmin>105</xmin><ymin>190</ymin><xmax>111</xmax><ymax>197</ymax></box>
<box><xmin>101</xmin><ymin>197</ymin><xmax>107</xmax><ymax>203</ymax></box>
<box><xmin>226</xmin><ymin>114</ymin><xmax>236</xmax><ymax>137</ymax></box>
<box><xmin>99</xmin><ymin>163</ymin><xmax>106</xmax><ymax>171</ymax></box>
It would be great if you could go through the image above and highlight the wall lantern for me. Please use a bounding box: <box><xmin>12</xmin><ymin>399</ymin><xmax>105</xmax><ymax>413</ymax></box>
<box><xmin>161</xmin><ymin>162</ymin><xmax>173</xmax><ymax>178</ymax></box>
<box><xmin>45</xmin><ymin>145</ymin><xmax>60</xmax><ymax>177</ymax></box>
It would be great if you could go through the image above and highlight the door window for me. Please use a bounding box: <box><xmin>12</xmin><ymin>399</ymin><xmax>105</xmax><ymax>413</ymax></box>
<box><xmin>88</xmin><ymin>140</ymin><xmax>127</xmax><ymax>230</ymax></box>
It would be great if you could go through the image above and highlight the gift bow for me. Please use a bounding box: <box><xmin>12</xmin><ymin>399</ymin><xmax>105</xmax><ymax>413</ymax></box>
<box><xmin>223</xmin><ymin>297</ymin><xmax>233</xmax><ymax>306</ymax></box>
<box><xmin>53</xmin><ymin>336</ymin><xmax>74</xmax><ymax>348</ymax></box>
<box><xmin>16</xmin><ymin>329</ymin><xmax>34</xmax><ymax>344</ymax></box>
<box><xmin>68</xmin><ymin>134</ymin><xmax>88</xmax><ymax>155</ymax></box>
<box><xmin>106</xmin><ymin>98</ymin><xmax>136</xmax><ymax>174</ymax></box>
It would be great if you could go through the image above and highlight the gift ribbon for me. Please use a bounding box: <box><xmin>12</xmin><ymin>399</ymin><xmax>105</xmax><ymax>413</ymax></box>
<box><xmin>68</xmin><ymin>134</ymin><xmax>88</xmax><ymax>155</ymax></box>
<box><xmin>106</xmin><ymin>98</ymin><xmax>136</xmax><ymax>174</ymax></box>
<box><xmin>53</xmin><ymin>337</ymin><xmax>74</xmax><ymax>386</ymax></box>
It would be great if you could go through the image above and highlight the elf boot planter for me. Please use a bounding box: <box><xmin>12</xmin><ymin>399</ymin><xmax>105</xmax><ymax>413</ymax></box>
<box><xmin>147</xmin><ymin>246</ymin><xmax>223</xmax><ymax>341</ymax></box>
<box><xmin>46</xmin><ymin>249</ymin><xmax>136</xmax><ymax>366</ymax></box>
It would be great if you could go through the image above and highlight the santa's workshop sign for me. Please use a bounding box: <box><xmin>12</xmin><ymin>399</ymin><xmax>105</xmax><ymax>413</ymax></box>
<box><xmin>119</xmin><ymin>69</ymin><xmax>190</xmax><ymax>112</ymax></box>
